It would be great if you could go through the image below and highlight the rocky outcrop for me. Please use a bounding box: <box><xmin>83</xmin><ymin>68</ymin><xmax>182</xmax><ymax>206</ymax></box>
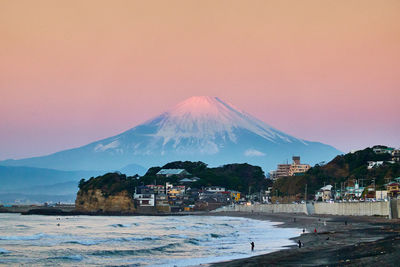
<box><xmin>75</xmin><ymin>189</ymin><xmax>135</xmax><ymax>213</ymax></box>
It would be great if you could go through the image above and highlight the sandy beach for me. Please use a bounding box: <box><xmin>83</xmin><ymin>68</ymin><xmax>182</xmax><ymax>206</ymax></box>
<box><xmin>209</xmin><ymin>212</ymin><xmax>400</xmax><ymax>266</ymax></box>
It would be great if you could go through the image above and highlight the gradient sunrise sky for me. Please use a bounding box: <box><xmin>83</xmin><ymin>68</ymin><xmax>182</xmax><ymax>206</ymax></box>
<box><xmin>0</xmin><ymin>0</ymin><xmax>399</xmax><ymax>160</ymax></box>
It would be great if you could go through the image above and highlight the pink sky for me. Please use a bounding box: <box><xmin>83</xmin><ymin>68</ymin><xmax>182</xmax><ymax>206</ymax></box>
<box><xmin>0</xmin><ymin>0</ymin><xmax>399</xmax><ymax>160</ymax></box>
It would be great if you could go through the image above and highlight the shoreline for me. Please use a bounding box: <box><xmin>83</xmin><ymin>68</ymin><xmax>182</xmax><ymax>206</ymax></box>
<box><xmin>2</xmin><ymin>208</ymin><xmax>400</xmax><ymax>265</ymax></box>
<box><xmin>208</xmin><ymin>211</ymin><xmax>400</xmax><ymax>266</ymax></box>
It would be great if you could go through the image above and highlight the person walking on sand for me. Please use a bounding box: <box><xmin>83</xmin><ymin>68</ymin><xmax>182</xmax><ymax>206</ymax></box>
<box><xmin>250</xmin><ymin>241</ymin><xmax>254</xmax><ymax>251</ymax></box>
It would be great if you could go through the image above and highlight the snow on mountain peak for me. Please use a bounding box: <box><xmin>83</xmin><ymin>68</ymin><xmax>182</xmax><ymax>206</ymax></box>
<box><xmin>149</xmin><ymin>96</ymin><xmax>299</xmax><ymax>147</ymax></box>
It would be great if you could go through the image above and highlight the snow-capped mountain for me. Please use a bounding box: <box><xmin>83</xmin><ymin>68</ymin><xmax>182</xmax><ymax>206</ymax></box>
<box><xmin>1</xmin><ymin>96</ymin><xmax>341</xmax><ymax>172</ymax></box>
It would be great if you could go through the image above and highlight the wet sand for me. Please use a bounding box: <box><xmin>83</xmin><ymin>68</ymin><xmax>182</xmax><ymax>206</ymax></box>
<box><xmin>208</xmin><ymin>212</ymin><xmax>400</xmax><ymax>266</ymax></box>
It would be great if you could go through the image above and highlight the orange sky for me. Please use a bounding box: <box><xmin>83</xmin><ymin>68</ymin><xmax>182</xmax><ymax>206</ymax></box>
<box><xmin>0</xmin><ymin>0</ymin><xmax>399</xmax><ymax>159</ymax></box>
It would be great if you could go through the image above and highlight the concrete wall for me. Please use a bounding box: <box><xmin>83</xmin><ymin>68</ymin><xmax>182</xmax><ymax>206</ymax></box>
<box><xmin>217</xmin><ymin>203</ymin><xmax>307</xmax><ymax>214</ymax></box>
<box><xmin>313</xmin><ymin>202</ymin><xmax>389</xmax><ymax>217</ymax></box>
<box><xmin>216</xmin><ymin>201</ymin><xmax>394</xmax><ymax>218</ymax></box>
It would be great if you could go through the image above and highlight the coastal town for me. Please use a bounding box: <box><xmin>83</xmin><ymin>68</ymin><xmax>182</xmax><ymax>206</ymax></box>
<box><xmin>130</xmin><ymin>145</ymin><xmax>400</xmax><ymax>213</ymax></box>
<box><xmin>3</xmin><ymin>145</ymin><xmax>399</xmax><ymax>217</ymax></box>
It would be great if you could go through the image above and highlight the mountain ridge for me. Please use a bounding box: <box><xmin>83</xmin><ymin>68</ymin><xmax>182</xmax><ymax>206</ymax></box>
<box><xmin>0</xmin><ymin>96</ymin><xmax>341</xmax><ymax>172</ymax></box>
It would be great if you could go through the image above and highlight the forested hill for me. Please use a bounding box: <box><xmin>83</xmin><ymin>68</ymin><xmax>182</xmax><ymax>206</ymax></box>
<box><xmin>78</xmin><ymin>161</ymin><xmax>271</xmax><ymax>196</ymax></box>
<box><xmin>273</xmin><ymin>147</ymin><xmax>399</xmax><ymax>198</ymax></box>
<box><xmin>143</xmin><ymin>161</ymin><xmax>270</xmax><ymax>193</ymax></box>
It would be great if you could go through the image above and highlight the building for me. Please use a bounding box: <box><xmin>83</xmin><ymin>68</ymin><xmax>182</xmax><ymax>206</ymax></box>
<box><xmin>146</xmin><ymin>184</ymin><xmax>165</xmax><ymax>194</ymax></box>
<box><xmin>276</xmin><ymin>164</ymin><xmax>291</xmax><ymax>177</ymax></box>
<box><xmin>179</xmin><ymin>177</ymin><xmax>200</xmax><ymax>184</ymax></box>
<box><xmin>345</xmin><ymin>182</ymin><xmax>365</xmax><ymax>199</ymax></box>
<box><xmin>230</xmin><ymin>191</ymin><xmax>241</xmax><ymax>202</ymax></box>
<box><xmin>269</xmin><ymin>170</ymin><xmax>277</xmax><ymax>180</ymax></box>
<box><xmin>367</xmin><ymin>161</ymin><xmax>384</xmax><ymax>169</ymax></box>
<box><xmin>166</xmin><ymin>184</ymin><xmax>186</xmax><ymax>199</ymax></box>
<box><xmin>133</xmin><ymin>186</ymin><xmax>155</xmax><ymax>207</ymax></box>
<box><xmin>275</xmin><ymin>156</ymin><xmax>311</xmax><ymax>178</ymax></box>
<box><xmin>155</xmin><ymin>194</ymin><xmax>170</xmax><ymax>212</ymax></box>
<box><xmin>315</xmin><ymin>185</ymin><xmax>333</xmax><ymax>201</ymax></box>
<box><xmin>205</xmin><ymin>186</ymin><xmax>226</xmax><ymax>193</ymax></box>
<box><xmin>387</xmin><ymin>182</ymin><xmax>400</xmax><ymax>198</ymax></box>
<box><xmin>373</xmin><ymin>145</ymin><xmax>394</xmax><ymax>154</ymax></box>
<box><xmin>392</xmin><ymin>149</ymin><xmax>400</xmax><ymax>162</ymax></box>
<box><xmin>156</xmin><ymin>169</ymin><xmax>191</xmax><ymax>177</ymax></box>
<box><xmin>375</xmin><ymin>190</ymin><xmax>388</xmax><ymax>201</ymax></box>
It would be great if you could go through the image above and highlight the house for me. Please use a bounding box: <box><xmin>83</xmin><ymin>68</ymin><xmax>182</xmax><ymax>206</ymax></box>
<box><xmin>205</xmin><ymin>186</ymin><xmax>226</xmax><ymax>193</ymax></box>
<box><xmin>386</xmin><ymin>182</ymin><xmax>400</xmax><ymax>198</ymax></box>
<box><xmin>179</xmin><ymin>177</ymin><xmax>200</xmax><ymax>184</ymax></box>
<box><xmin>230</xmin><ymin>191</ymin><xmax>241</xmax><ymax>202</ymax></box>
<box><xmin>146</xmin><ymin>184</ymin><xmax>165</xmax><ymax>194</ymax></box>
<box><xmin>367</xmin><ymin>161</ymin><xmax>384</xmax><ymax>169</ymax></box>
<box><xmin>373</xmin><ymin>145</ymin><xmax>394</xmax><ymax>154</ymax></box>
<box><xmin>155</xmin><ymin>194</ymin><xmax>170</xmax><ymax>212</ymax></box>
<box><xmin>392</xmin><ymin>149</ymin><xmax>400</xmax><ymax>162</ymax></box>
<box><xmin>156</xmin><ymin>169</ymin><xmax>191</xmax><ymax>177</ymax></box>
<box><xmin>315</xmin><ymin>185</ymin><xmax>333</xmax><ymax>201</ymax></box>
<box><xmin>166</xmin><ymin>185</ymin><xmax>185</xmax><ymax>199</ymax></box>
<box><xmin>134</xmin><ymin>186</ymin><xmax>155</xmax><ymax>207</ymax></box>
<box><xmin>345</xmin><ymin>182</ymin><xmax>365</xmax><ymax>199</ymax></box>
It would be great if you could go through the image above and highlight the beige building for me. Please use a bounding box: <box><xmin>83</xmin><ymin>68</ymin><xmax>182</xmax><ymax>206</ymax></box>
<box><xmin>275</xmin><ymin>156</ymin><xmax>311</xmax><ymax>178</ymax></box>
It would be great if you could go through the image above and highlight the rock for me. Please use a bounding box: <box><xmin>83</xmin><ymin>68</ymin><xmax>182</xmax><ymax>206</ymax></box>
<box><xmin>75</xmin><ymin>189</ymin><xmax>135</xmax><ymax>213</ymax></box>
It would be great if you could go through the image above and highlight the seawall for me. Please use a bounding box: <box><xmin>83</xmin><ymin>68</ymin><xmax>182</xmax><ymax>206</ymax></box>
<box><xmin>216</xmin><ymin>200</ymin><xmax>400</xmax><ymax>219</ymax></box>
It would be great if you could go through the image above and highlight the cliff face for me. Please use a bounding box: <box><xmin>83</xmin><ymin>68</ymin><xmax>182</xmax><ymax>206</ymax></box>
<box><xmin>75</xmin><ymin>189</ymin><xmax>135</xmax><ymax>213</ymax></box>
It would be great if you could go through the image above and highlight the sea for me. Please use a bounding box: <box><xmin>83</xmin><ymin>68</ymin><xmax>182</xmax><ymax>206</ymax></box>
<box><xmin>0</xmin><ymin>213</ymin><xmax>301</xmax><ymax>266</ymax></box>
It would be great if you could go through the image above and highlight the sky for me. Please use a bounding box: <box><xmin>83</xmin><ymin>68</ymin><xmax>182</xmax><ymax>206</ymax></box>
<box><xmin>0</xmin><ymin>0</ymin><xmax>399</xmax><ymax>160</ymax></box>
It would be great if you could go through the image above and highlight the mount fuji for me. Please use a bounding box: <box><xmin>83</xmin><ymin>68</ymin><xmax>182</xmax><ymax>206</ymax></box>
<box><xmin>1</xmin><ymin>96</ymin><xmax>341</xmax><ymax>174</ymax></box>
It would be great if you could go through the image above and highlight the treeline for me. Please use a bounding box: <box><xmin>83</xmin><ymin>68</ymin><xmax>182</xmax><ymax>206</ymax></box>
<box><xmin>78</xmin><ymin>161</ymin><xmax>271</xmax><ymax>196</ymax></box>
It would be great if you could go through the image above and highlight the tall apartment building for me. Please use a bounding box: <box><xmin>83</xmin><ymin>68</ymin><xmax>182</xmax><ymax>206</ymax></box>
<box><xmin>274</xmin><ymin>156</ymin><xmax>311</xmax><ymax>178</ymax></box>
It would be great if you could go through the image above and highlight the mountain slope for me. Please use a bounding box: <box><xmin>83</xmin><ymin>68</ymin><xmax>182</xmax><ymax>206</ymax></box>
<box><xmin>0</xmin><ymin>96</ymin><xmax>341</xmax><ymax>172</ymax></box>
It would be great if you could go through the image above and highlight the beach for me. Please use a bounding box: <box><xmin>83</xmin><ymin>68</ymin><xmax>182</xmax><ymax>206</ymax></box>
<box><xmin>209</xmin><ymin>212</ymin><xmax>400</xmax><ymax>266</ymax></box>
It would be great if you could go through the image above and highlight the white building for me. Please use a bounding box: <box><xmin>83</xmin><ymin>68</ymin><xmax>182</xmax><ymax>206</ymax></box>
<box><xmin>133</xmin><ymin>186</ymin><xmax>155</xmax><ymax>206</ymax></box>
<box><xmin>367</xmin><ymin>161</ymin><xmax>384</xmax><ymax>169</ymax></box>
<box><xmin>205</xmin><ymin>186</ymin><xmax>226</xmax><ymax>193</ymax></box>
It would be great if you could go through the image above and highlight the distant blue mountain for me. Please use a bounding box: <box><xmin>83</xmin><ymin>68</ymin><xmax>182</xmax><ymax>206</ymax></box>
<box><xmin>0</xmin><ymin>165</ymin><xmax>103</xmax><ymax>192</ymax></box>
<box><xmin>0</xmin><ymin>96</ymin><xmax>341</xmax><ymax>174</ymax></box>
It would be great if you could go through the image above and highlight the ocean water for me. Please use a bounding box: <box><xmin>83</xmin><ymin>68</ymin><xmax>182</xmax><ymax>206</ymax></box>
<box><xmin>0</xmin><ymin>213</ymin><xmax>301</xmax><ymax>266</ymax></box>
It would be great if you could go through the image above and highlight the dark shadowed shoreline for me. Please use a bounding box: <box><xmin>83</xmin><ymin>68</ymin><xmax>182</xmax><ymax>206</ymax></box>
<box><xmin>206</xmin><ymin>212</ymin><xmax>400</xmax><ymax>266</ymax></box>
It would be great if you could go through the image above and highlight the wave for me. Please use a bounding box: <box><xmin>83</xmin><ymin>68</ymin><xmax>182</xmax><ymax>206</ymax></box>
<box><xmin>15</xmin><ymin>225</ymin><xmax>30</xmax><ymax>228</ymax></box>
<box><xmin>167</xmin><ymin>234</ymin><xmax>188</xmax><ymax>239</ymax></box>
<box><xmin>62</xmin><ymin>235</ymin><xmax>161</xmax><ymax>246</ymax></box>
<box><xmin>91</xmin><ymin>243</ymin><xmax>179</xmax><ymax>256</ymax></box>
<box><xmin>47</xmin><ymin>254</ymin><xmax>83</xmax><ymax>261</ymax></box>
<box><xmin>64</xmin><ymin>240</ymin><xmax>100</xmax><ymax>246</ymax></box>
<box><xmin>184</xmin><ymin>239</ymin><xmax>200</xmax><ymax>245</ymax></box>
<box><xmin>210</xmin><ymin>233</ymin><xmax>224</xmax><ymax>238</ymax></box>
<box><xmin>0</xmin><ymin>248</ymin><xmax>10</xmax><ymax>254</ymax></box>
<box><xmin>0</xmin><ymin>233</ymin><xmax>47</xmax><ymax>241</ymax></box>
<box><xmin>117</xmin><ymin>236</ymin><xmax>161</xmax><ymax>242</ymax></box>
<box><xmin>110</xmin><ymin>222</ymin><xmax>139</xmax><ymax>228</ymax></box>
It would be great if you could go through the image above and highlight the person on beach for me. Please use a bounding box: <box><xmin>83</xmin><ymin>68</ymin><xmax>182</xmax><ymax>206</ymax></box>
<box><xmin>298</xmin><ymin>240</ymin><xmax>302</xmax><ymax>248</ymax></box>
<box><xmin>250</xmin><ymin>242</ymin><xmax>254</xmax><ymax>251</ymax></box>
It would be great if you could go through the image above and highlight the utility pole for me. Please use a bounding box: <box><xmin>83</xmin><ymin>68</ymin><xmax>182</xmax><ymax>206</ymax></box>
<box><xmin>305</xmin><ymin>184</ymin><xmax>307</xmax><ymax>202</ymax></box>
